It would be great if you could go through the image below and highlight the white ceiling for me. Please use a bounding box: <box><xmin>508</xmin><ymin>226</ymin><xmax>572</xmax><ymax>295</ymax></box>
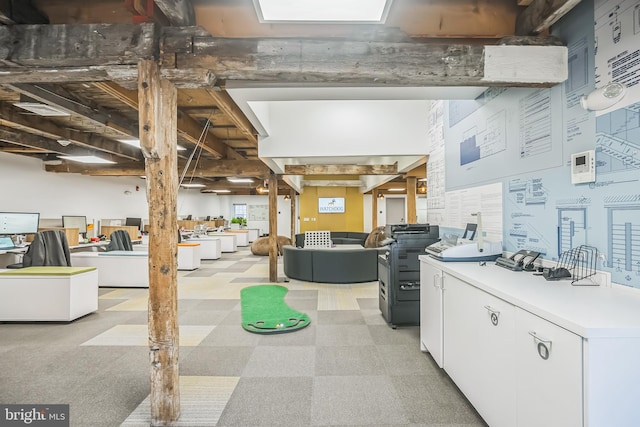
<box><xmin>226</xmin><ymin>83</ymin><xmax>487</xmax><ymax>192</ymax></box>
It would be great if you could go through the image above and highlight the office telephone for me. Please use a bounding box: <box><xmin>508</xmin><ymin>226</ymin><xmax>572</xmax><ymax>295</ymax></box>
<box><xmin>495</xmin><ymin>250</ymin><xmax>541</xmax><ymax>272</ymax></box>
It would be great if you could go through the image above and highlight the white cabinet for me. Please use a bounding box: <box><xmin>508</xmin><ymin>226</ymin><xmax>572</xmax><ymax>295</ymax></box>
<box><xmin>515</xmin><ymin>308</ymin><xmax>583</xmax><ymax>427</ymax></box>
<box><xmin>419</xmin><ymin>255</ymin><xmax>640</xmax><ymax>427</ymax></box>
<box><xmin>419</xmin><ymin>261</ymin><xmax>444</xmax><ymax>367</ymax></box>
<box><xmin>443</xmin><ymin>273</ymin><xmax>517</xmax><ymax>427</ymax></box>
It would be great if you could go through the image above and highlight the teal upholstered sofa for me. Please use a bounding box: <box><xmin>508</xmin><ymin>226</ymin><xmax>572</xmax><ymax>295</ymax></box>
<box><xmin>283</xmin><ymin>245</ymin><xmax>382</xmax><ymax>283</ymax></box>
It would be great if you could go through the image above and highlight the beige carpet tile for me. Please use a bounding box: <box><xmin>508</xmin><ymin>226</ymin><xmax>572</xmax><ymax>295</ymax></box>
<box><xmin>120</xmin><ymin>376</ymin><xmax>239</xmax><ymax>427</ymax></box>
<box><xmin>105</xmin><ymin>296</ymin><xmax>149</xmax><ymax>312</ymax></box>
<box><xmin>81</xmin><ymin>324</ymin><xmax>215</xmax><ymax>347</ymax></box>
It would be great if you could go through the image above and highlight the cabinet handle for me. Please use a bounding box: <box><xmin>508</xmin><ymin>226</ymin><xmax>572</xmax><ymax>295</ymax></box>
<box><xmin>528</xmin><ymin>331</ymin><xmax>552</xmax><ymax>360</ymax></box>
<box><xmin>484</xmin><ymin>305</ymin><xmax>500</xmax><ymax>326</ymax></box>
<box><xmin>433</xmin><ymin>274</ymin><xmax>442</xmax><ymax>289</ymax></box>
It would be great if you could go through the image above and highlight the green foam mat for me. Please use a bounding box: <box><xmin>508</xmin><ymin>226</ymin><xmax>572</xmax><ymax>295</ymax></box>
<box><xmin>240</xmin><ymin>285</ymin><xmax>311</xmax><ymax>334</ymax></box>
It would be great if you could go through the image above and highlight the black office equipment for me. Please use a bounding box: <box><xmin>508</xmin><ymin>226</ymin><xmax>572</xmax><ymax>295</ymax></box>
<box><xmin>125</xmin><ymin>217</ymin><xmax>143</xmax><ymax>234</ymax></box>
<box><xmin>378</xmin><ymin>224</ymin><xmax>440</xmax><ymax>328</ymax></box>
<box><xmin>495</xmin><ymin>250</ymin><xmax>541</xmax><ymax>272</ymax></box>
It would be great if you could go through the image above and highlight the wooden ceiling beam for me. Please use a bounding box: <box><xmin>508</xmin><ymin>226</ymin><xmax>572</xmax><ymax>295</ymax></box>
<box><xmin>0</xmin><ymin>103</ymin><xmax>142</xmax><ymax>161</ymax></box>
<box><xmin>163</xmin><ymin>28</ymin><xmax>568</xmax><ymax>87</ymax></box>
<box><xmin>516</xmin><ymin>0</ymin><xmax>582</xmax><ymax>36</ymax></box>
<box><xmin>0</xmin><ymin>126</ymin><xmax>121</xmax><ymax>161</ymax></box>
<box><xmin>153</xmin><ymin>0</ymin><xmax>195</xmax><ymax>26</ymax></box>
<box><xmin>45</xmin><ymin>159</ymin><xmax>270</xmax><ymax>177</ymax></box>
<box><xmin>0</xmin><ymin>24</ymin><xmax>567</xmax><ymax>87</ymax></box>
<box><xmin>93</xmin><ymin>81</ymin><xmax>229</xmax><ymax>158</ymax></box>
<box><xmin>285</xmin><ymin>164</ymin><xmax>398</xmax><ymax>175</ymax></box>
<box><xmin>8</xmin><ymin>83</ymin><xmax>139</xmax><ymax>137</ymax></box>
<box><xmin>204</xmin><ymin>88</ymin><xmax>258</xmax><ymax>147</ymax></box>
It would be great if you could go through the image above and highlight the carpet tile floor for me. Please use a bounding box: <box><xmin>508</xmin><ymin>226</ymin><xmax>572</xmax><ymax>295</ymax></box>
<box><xmin>0</xmin><ymin>247</ymin><xmax>486</xmax><ymax>427</ymax></box>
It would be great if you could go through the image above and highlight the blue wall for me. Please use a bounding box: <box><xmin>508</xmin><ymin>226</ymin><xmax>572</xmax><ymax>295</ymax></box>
<box><xmin>442</xmin><ymin>0</ymin><xmax>640</xmax><ymax>288</ymax></box>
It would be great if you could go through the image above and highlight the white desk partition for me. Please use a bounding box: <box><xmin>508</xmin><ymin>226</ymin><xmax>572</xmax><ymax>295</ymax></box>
<box><xmin>227</xmin><ymin>231</ymin><xmax>249</xmax><ymax>246</ymax></box>
<box><xmin>246</xmin><ymin>229</ymin><xmax>259</xmax><ymax>242</ymax></box>
<box><xmin>206</xmin><ymin>233</ymin><xmax>237</xmax><ymax>252</ymax></box>
<box><xmin>186</xmin><ymin>237</ymin><xmax>221</xmax><ymax>259</ymax></box>
<box><xmin>72</xmin><ymin>251</ymin><xmax>148</xmax><ymax>287</ymax></box>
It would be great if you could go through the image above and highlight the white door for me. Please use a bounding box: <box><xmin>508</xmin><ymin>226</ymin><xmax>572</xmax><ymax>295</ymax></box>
<box><xmin>386</xmin><ymin>197</ymin><xmax>405</xmax><ymax>224</ymax></box>
<box><xmin>420</xmin><ymin>261</ymin><xmax>444</xmax><ymax>367</ymax></box>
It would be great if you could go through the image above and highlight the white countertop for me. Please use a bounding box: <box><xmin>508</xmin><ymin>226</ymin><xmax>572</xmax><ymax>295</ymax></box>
<box><xmin>419</xmin><ymin>255</ymin><xmax>640</xmax><ymax>339</ymax></box>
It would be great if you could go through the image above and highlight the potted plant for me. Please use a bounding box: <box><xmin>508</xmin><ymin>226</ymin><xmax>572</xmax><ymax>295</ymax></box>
<box><xmin>230</xmin><ymin>217</ymin><xmax>246</xmax><ymax>229</ymax></box>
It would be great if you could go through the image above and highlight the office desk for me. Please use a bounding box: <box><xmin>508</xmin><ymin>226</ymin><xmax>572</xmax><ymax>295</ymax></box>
<box><xmin>205</xmin><ymin>232</ymin><xmax>238</xmax><ymax>252</ymax></box>
<box><xmin>184</xmin><ymin>237</ymin><xmax>221</xmax><ymax>259</ymax></box>
<box><xmin>71</xmin><ymin>251</ymin><xmax>148</xmax><ymax>287</ymax></box>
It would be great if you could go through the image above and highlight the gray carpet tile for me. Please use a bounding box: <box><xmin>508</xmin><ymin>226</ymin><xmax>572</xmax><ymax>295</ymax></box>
<box><xmin>311</xmin><ymin>376</ymin><xmax>410</xmax><ymax>426</ymax></box>
<box><xmin>390</xmin><ymin>375</ymin><xmax>487</xmax><ymax>426</ymax></box>
<box><xmin>284</xmin><ymin>289</ymin><xmax>319</xmax><ymax>299</ymax></box>
<box><xmin>317</xmin><ymin>309</ymin><xmax>366</xmax><ymax>325</ymax></box>
<box><xmin>191</xmin><ymin>299</ymin><xmax>240</xmax><ymax>311</ymax></box>
<box><xmin>230</xmin><ymin>276</ymin><xmax>286</xmax><ymax>283</ymax></box>
<box><xmin>315</xmin><ymin>345</ymin><xmax>386</xmax><ymax>376</ymax></box>
<box><xmin>178</xmin><ymin>309</ymin><xmax>230</xmax><ymax>325</ymax></box>
<box><xmin>198</xmin><ymin>324</ymin><xmax>262</xmax><ymax>347</ymax></box>
<box><xmin>256</xmin><ymin>323</ymin><xmax>316</xmax><ymax>346</ymax></box>
<box><xmin>241</xmin><ymin>345</ymin><xmax>316</xmax><ymax>377</ymax></box>
<box><xmin>315</xmin><ymin>324</ymin><xmax>375</xmax><ymax>346</ymax></box>
<box><xmin>368</xmin><ymin>324</ymin><xmax>421</xmax><ymax>345</ymax></box>
<box><xmin>216</xmin><ymin>377</ymin><xmax>313</xmax><ymax>426</ymax></box>
<box><xmin>184</xmin><ymin>268</ymin><xmax>221</xmax><ymax>277</ymax></box>
<box><xmin>377</xmin><ymin>344</ymin><xmax>443</xmax><ymax>376</ymax></box>
<box><xmin>180</xmin><ymin>346</ymin><xmax>255</xmax><ymax>376</ymax></box>
<box><xmin>361</xmin><ymin>308</ymin><xmax>389</xmax><ymax>325</ymax></box>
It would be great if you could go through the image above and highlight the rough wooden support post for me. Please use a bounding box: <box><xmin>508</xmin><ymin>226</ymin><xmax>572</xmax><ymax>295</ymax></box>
<box><xmin>138</xmin><ymin>59</ymin><xmax>180</xmax><ymax>426</ymax></box>
<box><xmin>372</xmin><ymin>189</ymin><xmax>379</xmax><ymax>229</ymax></box>
<box><xmin>289</xmin><ymin>189</ymin><xmax>296</xmax><ymax>242</ymax></box>
<box><xmin>268</xmin><ymin>172</ymin><xmax>278</xmax><ymax>282</ymax></box>
<box><xmin>407</xmin><ymin>177</ymin><xmax>417</xmax><ymax>224</ymax></box>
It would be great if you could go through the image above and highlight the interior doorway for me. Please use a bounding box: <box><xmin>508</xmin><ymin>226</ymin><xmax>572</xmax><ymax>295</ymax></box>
<box><xmin>386</xmin><ymin>197</ymin><xmax>405</xmax><ymax>225</ymax></box>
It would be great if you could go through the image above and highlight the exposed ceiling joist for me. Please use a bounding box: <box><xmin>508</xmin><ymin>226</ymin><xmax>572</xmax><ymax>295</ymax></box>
<box><xmin>204</xmin><ymin>88</ymin><xmax>258</xmax><ymax>147</ymax></box>
<box><xmin>0</xmin><ymin>103</ymin><xmax>142</xmax><ymax>161</ymax></box>
<box><xmin>516</xmin><ymin>0</ymin><xmax>582</xmax><ymax>36</ymax></box>
<box><xmin>302</xmin><ymin>180</ymin><xmax>363</xmax><ymax>187</ymax></box>
<box><xmin>285</xmin><ymin>164</ymin><xmax>398</xmax><ymax>175</ymax></box>
<box><xmin>45</xmin><ymin>159</ymin><xmax>271</xmax><ymax>177</ymax></box>
<box><xmin>153</xmin><ymin>0</ymin><xmax>195</xmax><ymax>26</ymax></box>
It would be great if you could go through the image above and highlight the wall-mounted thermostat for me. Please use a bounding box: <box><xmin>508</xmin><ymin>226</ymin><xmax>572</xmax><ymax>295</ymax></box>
<box><xmin>571</xmin><ymin>150</ymin><xmax>596</xmax><ymax>184</ymax></box>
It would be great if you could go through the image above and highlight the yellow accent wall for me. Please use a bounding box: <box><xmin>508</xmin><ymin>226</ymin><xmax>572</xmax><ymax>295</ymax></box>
<box><xmin>299</xmin><ymin>186</ymin><xmax>364</xmax><ymax>233</ymax></box>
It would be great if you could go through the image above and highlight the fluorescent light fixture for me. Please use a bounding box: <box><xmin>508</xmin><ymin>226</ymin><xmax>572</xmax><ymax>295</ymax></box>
<box><xmin>117</xmin><ymin>138</ymin><xmax>186</xmax><ymax>151</ymax></box>
<box><xmin>211</xmin><ymin>189</ymin><xmax>231</xmax><ymax>193</ymax></box>
<box><xmin>580</xmin><ymin>82</ymin><xmax>627</xmax><ymax>111</ymax></box>
<box><xmin>254</xmin><ymin>0</ymin><xmax>393</xmax><ymax>23</ymax></box>
<box><xmin>58</xmin><ymin>155</ymin><xmax>115</xmax><ymax>164</ymax></box>
<box><xmin>13</xmin><ymin>102</ymin><xmax>70</xmax><ymax>117</ymax></box>
<box><xmin>227</xmin><ymin>178</ymin><xmax>254</xmax><ymax>183</ymax></box>
<box><xmin>388</xmin><ymin>188</ymin><xmax>405</xmax><ymax>192</ymax></box>
<box><xmin>180</xmin><ymin>183</ymin><xmax>206</xmax><ymax>188</ymax></box>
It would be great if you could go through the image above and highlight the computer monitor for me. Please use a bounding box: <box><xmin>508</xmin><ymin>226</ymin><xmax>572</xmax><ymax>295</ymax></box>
<box><xmin>62</xmin><ymin>215</ymin><xmax>87</xmax><ymax>234</ymax></box>
<box><xmin>0</xmin><ymin>212</ymin><xmax>40</xmax><ymax>235</ymax></box>
<box><xmin>125</xmin><ymin>217</ymin><xmax>142</xmax><ymax>231</ymax></box>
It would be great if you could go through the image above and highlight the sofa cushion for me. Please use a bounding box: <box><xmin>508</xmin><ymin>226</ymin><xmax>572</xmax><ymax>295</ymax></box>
<box><xmin>311</xmin><ymin>249</ymin><xmax>378</xmax><ymax>283</ymax></box>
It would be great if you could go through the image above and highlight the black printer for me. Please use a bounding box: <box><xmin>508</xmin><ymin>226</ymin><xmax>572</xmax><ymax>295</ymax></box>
<box><xmin>378</xmin><ymin>223</ymin><xmax>440</xmax><ymax>327</ymax></box>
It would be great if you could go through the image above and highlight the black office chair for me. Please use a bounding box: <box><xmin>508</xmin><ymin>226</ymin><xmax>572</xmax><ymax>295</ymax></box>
<box><xmin>6</xmin><ymin>230</ymin><xmax>72</xmax><ymax>269</ymax></box>
<box><xmin>106</xmin><ymin>230</ymin><xmax>133</xmax><ymax>251</ymax></box>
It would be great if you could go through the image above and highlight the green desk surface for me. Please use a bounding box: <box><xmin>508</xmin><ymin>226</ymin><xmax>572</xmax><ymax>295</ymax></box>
<box><xmin>0</xmin><ymin>266</ymin><xmax>97</xmax><ymax>276</ymax></box>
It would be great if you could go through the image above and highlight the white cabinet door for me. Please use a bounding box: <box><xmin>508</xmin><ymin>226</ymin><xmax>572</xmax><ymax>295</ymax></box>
<box><xmin>473</xmin><ymin>287</ymin><xmax>517</xmax><ymax>427</ymax></box>
<box><xmin>420</xmin><ymin>261</ymin><xmax>444</xmax><ymax>367</ymax></box>
<box><xmin>515</xmin><ymin>308</ymin><xmax>583</xmax><ymax>427</ymax></box>
<box><xmin>443</xmin><ymin>273</ymin><xmax>483</xmax><ymax>399</ymax></box>
<box><xmin>443</xmin><ymin>273</ymin><xmax>517</xmax><ymax>427</ymax></box>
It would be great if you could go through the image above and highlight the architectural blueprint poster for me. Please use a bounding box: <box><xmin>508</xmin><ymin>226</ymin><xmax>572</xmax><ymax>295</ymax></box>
<box><xmin>444</xmin><ymin>86</ymin><xmax>564</xmax><ymax>191</ymax></box>
<box><xmin>594</xmin><ymin>0</ymin><xmax>640</xmax><ymax>113</ymax></box>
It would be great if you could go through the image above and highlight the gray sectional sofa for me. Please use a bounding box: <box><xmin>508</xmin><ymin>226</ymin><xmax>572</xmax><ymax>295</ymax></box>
<box><xmin>283</xmin><ymin>245</ymin><xmax>382</xmax><ymax>283</ymax></box>
<box><xmin>294</xmin><ymin>231</ymin><xmax>369</xmax><ymax>248</ymax></box>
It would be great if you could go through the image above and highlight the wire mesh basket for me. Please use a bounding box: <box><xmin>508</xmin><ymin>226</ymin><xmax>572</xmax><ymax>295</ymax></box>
<box><xmin>558</xmin><ymin>245</ymin><xmax>599</xmax><ymax>286</ymax></box>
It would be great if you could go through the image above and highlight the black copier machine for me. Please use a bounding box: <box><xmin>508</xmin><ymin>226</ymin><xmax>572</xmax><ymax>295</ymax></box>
<box><xmin>378</xmin><ymin>223</ymin><xmax>440</xmax><ymax>327</ymax></box>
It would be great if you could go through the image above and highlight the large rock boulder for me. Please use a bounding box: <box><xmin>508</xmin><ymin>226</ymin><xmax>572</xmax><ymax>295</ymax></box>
<box><xmin>250</xmin><ymin>236</ymin><xmax>292</xmax><ymax>256</ymax></box>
